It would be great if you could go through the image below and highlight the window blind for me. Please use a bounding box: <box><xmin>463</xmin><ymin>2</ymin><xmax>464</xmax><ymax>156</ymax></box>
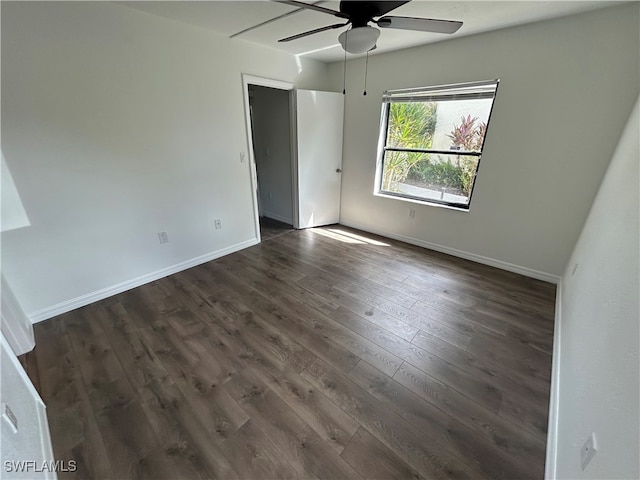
<box><xmin>383</xmin><ymin>79</ymin><xmax>499</xmax><ymax>103</ymax></box>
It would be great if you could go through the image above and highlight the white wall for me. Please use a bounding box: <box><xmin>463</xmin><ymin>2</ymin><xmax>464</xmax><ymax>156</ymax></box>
<box><xmin>328</xmin><ymin>3</ymin><xmax>639</xmax><ymax>279</ymax></box>
<box><xmin>549</xmin><ymin>97</ymin><xmax>639</xmax><ymax>479</ymax></box>
<box><xmin>250</xmin><ymin>85</ymin><xmax>294</xmax><ymax>224</ymax></box>
<box><xmin>0</xmin><ymin>2</ymin><xmax>329</xmax><ymax>320</ymax></box>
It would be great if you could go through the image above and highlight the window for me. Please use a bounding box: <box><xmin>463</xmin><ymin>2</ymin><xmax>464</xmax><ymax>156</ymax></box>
<box><xmin>375</xmin><ymin>80</ymin><xmax>499</xmax><ymax>209</ymax></box>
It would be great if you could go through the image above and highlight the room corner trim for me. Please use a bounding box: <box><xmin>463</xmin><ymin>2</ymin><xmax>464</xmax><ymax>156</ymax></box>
<box><xmin>1</xmin><ymin>275</ymin><xmax>36</xmax><ymax>355</ymax></box>
<box><xmin>340</xmin><ymin>220</ymin><xmax>561</xmax><ymax>284</ymax></box>
<box><xmin>27</xmin><ymin>238</ymin><xmax>259</xmax><ymax>324</ymax></box>
<box><xmin>544</xmin><ymin>281</ymin><xmax>562</xmax><ymax>479</ymax></box>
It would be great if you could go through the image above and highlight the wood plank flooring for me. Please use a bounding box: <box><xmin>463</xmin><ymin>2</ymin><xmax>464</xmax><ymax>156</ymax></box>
<box><xmin>24</xmin><ymin>225</ymin><xmax>556</xmax><ymax>479</ymax></box>
<box><xmin>259</xmin><ymin>216</ymin><xmax>293</xmax><ymax>241</ymax></box>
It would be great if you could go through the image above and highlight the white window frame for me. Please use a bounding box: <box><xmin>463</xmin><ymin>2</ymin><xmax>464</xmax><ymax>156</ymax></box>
<box><xmin>374</xmin><ymin>79</ymin><xmax>499</xmax><ymax>210</ymax></box>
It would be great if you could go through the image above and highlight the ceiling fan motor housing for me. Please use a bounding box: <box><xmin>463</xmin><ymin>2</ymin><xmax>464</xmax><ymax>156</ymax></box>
<box><xmin>340</xmin><ymin>1</ymin><xmax>410</xmax><ymax>27</ymax></box>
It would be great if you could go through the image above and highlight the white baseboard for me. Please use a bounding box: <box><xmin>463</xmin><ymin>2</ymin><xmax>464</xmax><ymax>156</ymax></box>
<box><xmin>37</xmin><ymin>397</ymin><xmax>56</xmax><ymax>480</ymax></box>
<box><xmin>545</xmin><ymin>282</ymin><xmax>562</xmax><ymax>479</ymax></box>
<box><xmin>261</xmin><ymin>211</ymin><xmax>293</xmax><ymax>225</ymax></box>
<box><xmin>28</xmin><ymin>238</ymin><xmax>259</xmax><ymax>323</ymax></box>
<box><xmin>340</xmin><ymin>220</ymin><xmax>560</xmax><ymax>284</ymax></box>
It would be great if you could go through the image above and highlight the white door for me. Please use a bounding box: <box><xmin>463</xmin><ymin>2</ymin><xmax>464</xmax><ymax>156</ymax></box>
<box><xmin>296</xmin><ymin>90</ymin><xmax>344</xmax><ymax>229</ymax></box>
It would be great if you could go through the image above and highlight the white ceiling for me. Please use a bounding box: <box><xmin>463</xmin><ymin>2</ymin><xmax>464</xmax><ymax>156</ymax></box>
<box><xmin>119</xmin><ymin>1</ymin><xmax>625</xmax><ymax>63</ymax></box>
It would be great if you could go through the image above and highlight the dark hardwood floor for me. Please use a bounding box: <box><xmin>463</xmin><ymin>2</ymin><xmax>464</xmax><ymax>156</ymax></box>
<box><xmin>24</xmin><ymin>225</ymin><xmax>556</xmax><ymax>479</ymax></box>
<box><xmin>259</xmin><ymin>216</ymin><xmax>293</xmax><ymax>241</ymax></box>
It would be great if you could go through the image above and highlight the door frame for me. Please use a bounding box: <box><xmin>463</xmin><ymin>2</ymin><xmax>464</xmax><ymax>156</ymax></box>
<box><xmin>241</xmin><ymin>74</ymin><xmax>299</xmax><ymax>241</ymax></box>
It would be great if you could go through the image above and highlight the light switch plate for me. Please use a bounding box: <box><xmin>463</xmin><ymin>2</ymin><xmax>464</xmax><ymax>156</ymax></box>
<box><xmin>580</xmin><ymin>432</ymin><xmax>597</xmax><ymax>470</ymax></box>
<box><xmin>1</xmin><ymin>402</ymin><xmax>18</xmax><ymax>433</ymax></box>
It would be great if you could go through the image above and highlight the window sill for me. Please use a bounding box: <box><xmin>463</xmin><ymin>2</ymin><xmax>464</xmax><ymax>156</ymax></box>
<box><xmin>374</xmin><ymin>191</ymin><xmax>470</xmax><ymax>212</ymax></box>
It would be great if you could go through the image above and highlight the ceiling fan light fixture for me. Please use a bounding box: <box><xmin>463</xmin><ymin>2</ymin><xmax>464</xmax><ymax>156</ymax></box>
<box><xmin>338</xmin><ymin>26</ymin><xmax>380</xmax><ymax>54</ymax></box>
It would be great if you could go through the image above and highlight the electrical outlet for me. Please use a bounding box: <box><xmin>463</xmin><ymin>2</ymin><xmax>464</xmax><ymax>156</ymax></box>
<box><xmin>214</xmin><ymin>219</ymin><xmax>222</xmax><ymax>230</ymax></box>
<box><xmin>2</xmin><ymin>403</ymin><xmax>18</xmax><ymax>433</ymax></box>
<box><xmin>158</xmin><ymin>232</ymin><xmax>169</xmax><ymax>244</ymax></box>
<box><xmin>409</xmin><ymin>208</ymin><xmax>416</xmax><ymax>219</ymax></box>
<box><xmin>240</xmin><ymin>152</ymin><xmax>246</xmax><ymax>163</ymax></box>
<box><xmin>580</xmin><ymin>432</ymin><xmax>597</xmax><ymax>470</ymax></box>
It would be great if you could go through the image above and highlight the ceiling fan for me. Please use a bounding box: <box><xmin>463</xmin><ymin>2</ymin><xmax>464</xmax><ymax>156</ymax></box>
<box><xmin>275</xmin><ymin>0</ymin><xmax>463</xmax><ymax>54</ymax></box>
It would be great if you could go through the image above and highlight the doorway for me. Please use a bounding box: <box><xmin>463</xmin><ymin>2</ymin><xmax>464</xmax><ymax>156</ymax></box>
<box><xmin>242</xmin><ymin>74</ymin><xmax>298</xmax><ymax>240</ymax></box>
<box><xmin>247</xmin><ymin>84</ymin><xmax>295</xmax><ymax>240</ymax></box>
<box><xmin>242</xmin><ymin>74</ymin><xmax>345</xmax><ymax>243</ymax></box>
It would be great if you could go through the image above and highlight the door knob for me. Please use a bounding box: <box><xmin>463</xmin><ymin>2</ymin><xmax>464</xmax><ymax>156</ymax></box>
<box><xmin>336</xmin><ymin>168</ymin><xmax>343</xmax><ymax>173</ymax></box>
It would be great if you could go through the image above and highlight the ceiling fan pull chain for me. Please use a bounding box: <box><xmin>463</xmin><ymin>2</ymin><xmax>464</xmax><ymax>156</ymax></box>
<box><xmin>342</xmin><ymin>30</ymin><xmax>348</xmax><ymax>95</ymax></box>
<box><xmin>363</xmin><ymin>49</ymin><xmax>370</xmax><ymax>96</ymax></box>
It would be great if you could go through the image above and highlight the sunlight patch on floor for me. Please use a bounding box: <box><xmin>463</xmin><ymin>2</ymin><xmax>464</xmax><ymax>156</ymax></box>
<box><xmin>310</xmin><ymin>228</ymin><xmax>365</xmax><ymax>244</ymax></box>
<box><xmin>328</xmin><ymin>229</ymin><xmax>390</xmax><ymax>246</ymax></box>
<box><xmin>309</xmin><ymin>228</ymin><xmax>390</xmax><ymax>246</ymax></box>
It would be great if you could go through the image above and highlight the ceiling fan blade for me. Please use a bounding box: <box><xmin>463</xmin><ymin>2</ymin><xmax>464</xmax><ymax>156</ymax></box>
<box><xmin>278</xmin><ymin>22</ymin><xmax>349</xmax><ymax>42</ymax></box>
<box><xmin>377</xmin><ymin>16</ymin><xmax>463</xmax><ymax>34</ymax></box>
<box><xmin>272</xmin><ymin>0</ymin><xmax>349</xmax><ymax>19</ymax></box>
